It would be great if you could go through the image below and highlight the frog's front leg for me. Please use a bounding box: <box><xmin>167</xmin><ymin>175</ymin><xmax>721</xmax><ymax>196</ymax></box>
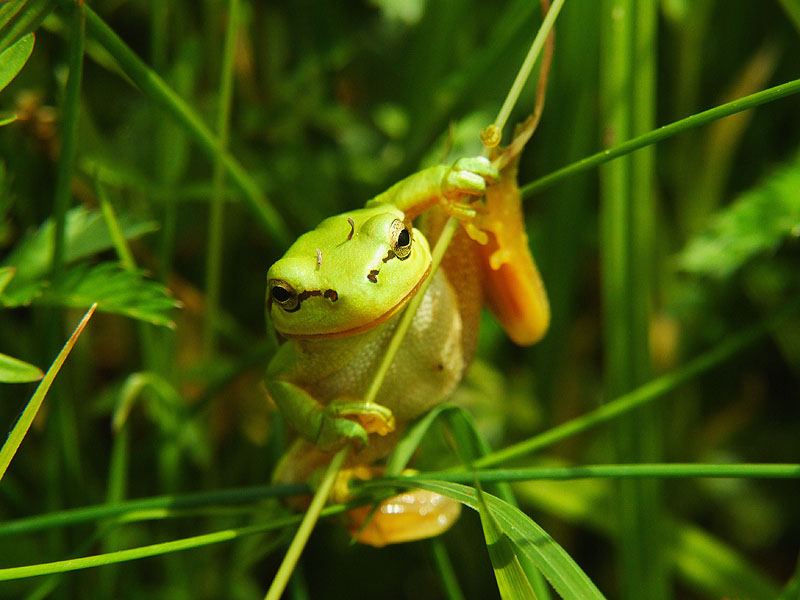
<box><xmin>367</xmin><ymin>156</ymin><xmax>499</xmax><ymax>221</ymax></box>
<box><xmin>267</xmin><ymin>379</ymin><xmax>395</xmax><ymax>451</ymax></box>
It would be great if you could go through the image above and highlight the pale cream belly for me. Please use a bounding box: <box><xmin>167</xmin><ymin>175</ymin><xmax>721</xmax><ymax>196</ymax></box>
<box><xmin>306</xmin><ymin>269</ymin><xmax>468</xmax><ymax>422</ymax></box>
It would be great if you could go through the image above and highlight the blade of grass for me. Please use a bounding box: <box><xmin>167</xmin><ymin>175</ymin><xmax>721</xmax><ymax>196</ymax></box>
<box><xmin>51</xmin><ymin>0</ymin><xmax>84</xmax><ymax>275</ymax></box>
<box><xmin>471</xmin><ymin>303</ymin><xmax>797</xmax><ymax>469</ymax></box>
<box><xmin>203</xmin><ymin>0</ymin><xmax>238</xmax><ymax>356</ymax></box>
<box><xmin>522</xmin><ymin>75</ymin><xmax>800</xmax><ymax>196</ymax></box>
<box><xmin>368</xmin><ymin>463</ymin><xmax>800</xmax><ymax>486</ymax></box>
<box><xmin>0</xmin><ymin>482</ymin><xmax>309</xmax><ymax>538</ymax></box>
<box><xmin>72</xmin><ymin>3</ymin><xmax>290</xmax><ymax>246</ymax></box>
<box><xmin>0</xmin><ymin>303</ymin><xmax>96</xmax><ymax>482</ymax></box>
<box><xmin>395</xmin><ymin>480</ymin><xmax>607</xmax><ymax>599</ymax></box>
<box><xmin>429</xmin><ymin>538</ymin><xmax>467</xmax><ymax>600</ymax></box>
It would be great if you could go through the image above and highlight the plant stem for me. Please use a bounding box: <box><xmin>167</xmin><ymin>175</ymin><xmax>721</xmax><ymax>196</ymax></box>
<box><xmin>203</xmin><ymin>0</ymin><xmax>239</xmax><ymax>356</ymax></box>
<box><xmin>51</xmin><ymin>0</ymin><xmax>84</xmax><ymax>276</ymax></box>
<box><xmin>490</xmin><ymin>0</ymin><xmax>565</xmax><ymax>141</ymax></box>
<box><xmin>522</xmin><ymin>75</ymin><xmax>800</xmax><ymax>197</ymax></box>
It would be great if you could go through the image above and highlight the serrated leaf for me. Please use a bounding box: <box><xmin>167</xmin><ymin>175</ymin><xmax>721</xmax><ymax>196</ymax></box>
<box><xmin>31</xmin><ymin>262</ymin><xmax>178</xmax><ymax>328</ymax></box>
<box><xmin>400</xmin><ymin>480</ymin><xmax>607</xmax><ymax>600</ymax></box>
<box><xmin>0</xmin><ymin>32</ymin><xmax>33</xmax><ymax>94</ymax></box>
<box><xmin>1</xmin><ymin>206</ymin><xmax>158</xmax><ymax>290</ymax></box>
<box><xmin>0</xmin><ymin>352</ymin><xmax>43</xmax><ymax>383</ymax></box>
<box><xmin>678</xmin><ymin>153</ymin><xmax>800</xmax><ymax>278</ymax></box>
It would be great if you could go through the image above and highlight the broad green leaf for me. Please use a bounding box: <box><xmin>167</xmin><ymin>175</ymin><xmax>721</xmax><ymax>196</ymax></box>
<box><xmin>0</xmin><ymin>32</ymin><xmax>33</xmax><ymax>93</ymax></box>
<box><xmin>678</xmin><ymin>153</ymin><xmax>800</xmax><ymax>278</ymax></box>
<box><xmin>396</xmin><ymin>479</ymin><xmax>606</xmax><ymax>600</ymax></box>
<box><xmin>1</xmin><ymin>206</ymin><xmax>158</xmax><ymax>289</ymax></box>
<box><xmin>0</xmin><ymin>352</ymin><xmax>42</xmax><ymax>383</ymax></box>
<box><xmin>31</xmin><ymin>262</ymin><xmax>178</xmax><ymax>328</ymax></box>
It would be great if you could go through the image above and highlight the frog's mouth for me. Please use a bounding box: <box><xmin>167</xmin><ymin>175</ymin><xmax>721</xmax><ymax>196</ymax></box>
<box><xmin>279</xmin><ymin>263</ymin><xmax>431</xmax><ymax>340</ymax></box>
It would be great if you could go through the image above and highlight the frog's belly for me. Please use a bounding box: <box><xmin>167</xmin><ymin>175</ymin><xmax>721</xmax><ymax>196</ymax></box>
<box><xmin>307</xmin><ymin>270</ymin><xmax>469</xmax><ymax>422</ymax></box>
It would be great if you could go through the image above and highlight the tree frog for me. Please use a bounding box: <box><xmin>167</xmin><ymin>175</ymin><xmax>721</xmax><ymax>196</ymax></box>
<box><xmin>266</xmin><ymin>155</ymin><xmax>549</xmax><ymax>545</ymax></box>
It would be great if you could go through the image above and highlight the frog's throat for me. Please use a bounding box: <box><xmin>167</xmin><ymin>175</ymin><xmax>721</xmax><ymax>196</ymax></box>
<box><xmin>278</xmin><ymin>263</ymin><xmax>432</xmax><ymax>340</ymax></box>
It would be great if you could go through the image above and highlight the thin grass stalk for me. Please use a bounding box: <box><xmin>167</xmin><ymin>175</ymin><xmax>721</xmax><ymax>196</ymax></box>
<box><xmin>629</xmin><ymin>1</ymin><xmax>667</xmax><ymax>597</ymax></box>
<box><xmin>521</xmin><ymin>75</ymin><xmax>800</xmax><ymax>197</ymax></box>
<box><xmin>599</xmin><ymin>5</ymin><xmax>652</xmax><ymax>594</ymax></box>
<box><xmin>430</xmin><ymin>539</ymin><xmax>467</xmax><ymax>600</ymax></box>
<box><xmin>203</xmin><ymin>0</ymin><xmax>238</xmax><ymax>357</ymax></box>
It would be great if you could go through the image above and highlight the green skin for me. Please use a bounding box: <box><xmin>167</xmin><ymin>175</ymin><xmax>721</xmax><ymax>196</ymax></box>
<box><xmin>265</xmin><ymin>157</ymin><xmax>498</xmax><ymax>451</ymax></box>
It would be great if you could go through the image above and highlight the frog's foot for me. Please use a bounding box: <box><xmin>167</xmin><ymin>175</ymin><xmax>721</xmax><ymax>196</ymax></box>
<box><xmin>331</xmin><ymin>467</ymin><xmax>462</xmax><ymax>546</ymax></box>
<box><xmin>316</xmin><ymin>399</ymin><xmax>396</xmax><ymax>450</ymax></box>
<box><xmin>442</xmin><ymin>156</ymin><xmax>500</xmax><ymax>204</ymax></box>
<box><xmin>347</xmin><ymin>489</ymin><xmax>462</xmax><ymax>547</ymax></box>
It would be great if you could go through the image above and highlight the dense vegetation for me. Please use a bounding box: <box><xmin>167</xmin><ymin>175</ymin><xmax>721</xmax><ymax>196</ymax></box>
<box><xmin>0</xmin><ymin>1</ymin><xmax>799</xmax><ymax>598</ymax></box>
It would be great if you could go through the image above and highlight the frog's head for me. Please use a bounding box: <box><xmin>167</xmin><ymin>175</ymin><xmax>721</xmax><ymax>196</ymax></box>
<box><xmin>266</xmin><ymin>206</ymin><xmax>431</xmax><ymax>338</ymax></box>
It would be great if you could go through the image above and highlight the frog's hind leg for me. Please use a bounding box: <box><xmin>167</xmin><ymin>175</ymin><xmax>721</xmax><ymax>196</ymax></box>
<box><xmin>473</xmin><ymin>156</ymin><xmax>550</xmax><ymax>346</ymax></box>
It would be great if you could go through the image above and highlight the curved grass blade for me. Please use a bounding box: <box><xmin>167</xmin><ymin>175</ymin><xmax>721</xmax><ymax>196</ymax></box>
<box><xmin>394</xmin><ymin>479</ymin><xmax>606</xmax><ymax>600</ymax></box>
<box><xmin>0</xmin><ymin>303</ymin><xmax>96</xmax><ymax>482</ymax></box>
<box><xmin>474</xmin><ymin>480</ymin><xmax>538</xmax><ymax>600</ymax></box>
<box><xmin>0</xmin><ymin>352</ymin><xmax>43</xmax><ymax>383</ymax></box>
<box><xmin>0</xmin><ymin>32</ymin><xmax>34</xmax><ymax>93</ymax></box>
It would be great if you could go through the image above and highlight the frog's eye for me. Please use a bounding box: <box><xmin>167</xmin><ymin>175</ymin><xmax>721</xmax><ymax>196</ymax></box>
<box><xmin>269</xmin><ymin>279</ymin><xmax>300</xmax><ymax>312</ymax></box>
<box><xmin>390</xmin><ymin>219</ymin><xmax>413</xmax><ymax>260</ymax></box>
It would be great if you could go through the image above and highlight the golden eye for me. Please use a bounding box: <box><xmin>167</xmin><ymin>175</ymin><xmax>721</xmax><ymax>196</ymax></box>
<box><xmin>269</xmin><ymin>279</ymin><xmax>300</xmax><ymax>312</ymax></box>
<box><xmin>390</xmin><ymin>219</ymin><xmax>413</xmax><ymax>260</ymax></box>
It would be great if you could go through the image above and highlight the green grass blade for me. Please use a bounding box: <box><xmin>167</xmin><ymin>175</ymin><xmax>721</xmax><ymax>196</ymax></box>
<box><xmin>473</xmin><ymin>306</ymin><xmax>794</xmax><ymax>469</ymax></box>
<box><xmin>203</xmin><ymin>0</ymin><xmax>239</xmax><ymax>356</ymax></box>
<box><xmin>77</xmin><ymin>4</ymin><xmax>290</xmax><ymax>246</ymax></box>
<box><xmin>51</xmin><ymin>1</ymin><xmax>84</xmax><ymax>275</ymax></box>
<box><xmin>0</xmin><ymin>352</ymin><xmax>43</xmax><ymax>383</ymax></box>
<box><xmin>474</xmin><ymin>480</ymin><xmax>538</xmax><ymax>600</ymax></box>
<box><xmin>429</xmin><ymin>539</ymin><xmax>467</xmax><ymax>600</ymax></box>
<box><xmin>522</xmin><ymin>75</ymin><xmax>800</xmax><ymax>196</ymax></box>
<box><xmin>398</xmin><ymin>480</ymin><xmax>606</xmax><ymax>600</ymax></box>
<box><xmin>513</xmin><ymin>476</ymin><xmax>780</xmax><ymax>599</ymax></box>
<box><xmin>0</xmin><ymin>303</ymin><xmax>96</xmax><ymax>481</ymax></box>
<box><xmin>0</xmin><ymin>483</ymin><xmax>309</xmax><ymax>538</ymax></box>
<box><xmin>0</xmin><ymin>31</ymin><xmax>34</xmax><ymax>93</ymax></box>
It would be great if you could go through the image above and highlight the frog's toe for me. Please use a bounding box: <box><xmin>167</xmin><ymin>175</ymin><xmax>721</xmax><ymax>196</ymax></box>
<box><xmin>443</xmin><ymin>156</ymin><xmax>500</xmax><ymax>199</ymax></box>
<box><xmin>329</xmin><ymin>400</ymin><xmax>396</xmax><ymax>436</ymax></box>
<box><xmin>454</xmin><ymin>155</ymin><xmax>500</xmax><ymax>183</ymax></box>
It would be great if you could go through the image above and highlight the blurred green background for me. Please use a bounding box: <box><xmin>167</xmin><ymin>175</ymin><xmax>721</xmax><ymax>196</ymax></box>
<box><xmin>1</xmin><ymin>0</ymin><xmax>799</xmax><ymax>598</ymax></box>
